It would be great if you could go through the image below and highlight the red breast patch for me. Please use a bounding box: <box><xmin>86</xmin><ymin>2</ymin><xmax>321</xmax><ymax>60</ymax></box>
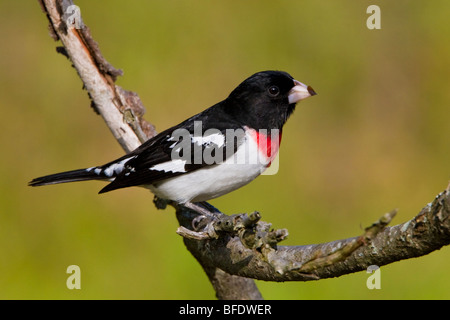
<box><xmin>251</xmin><ymin>129</ymin><xmax>282</xmax><ymax>166</ymax></box>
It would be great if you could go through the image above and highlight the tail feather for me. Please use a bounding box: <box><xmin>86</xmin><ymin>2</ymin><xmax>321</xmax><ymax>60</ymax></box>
<box><xmin>28</xmin><ymin>168</ymin><xmax>107</xmax><ymax>187</ymax></box>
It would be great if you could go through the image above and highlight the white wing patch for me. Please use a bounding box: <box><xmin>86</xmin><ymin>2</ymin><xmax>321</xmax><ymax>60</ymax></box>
<box><xmin>150</xmin><ymin>159</ymin><xmax>187</xmax><ymax>173</ymax></box>
<box><xmin>191</xmin><ymin>132</ymin><xmax>225</xmax><ymax>148</ymax></box>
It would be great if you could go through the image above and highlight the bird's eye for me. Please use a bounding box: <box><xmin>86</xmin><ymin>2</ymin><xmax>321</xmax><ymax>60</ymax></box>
<box><xmin>268</xmin><ymin>86</ymin><xmax>280</xmax><ymax>96</ymax></box>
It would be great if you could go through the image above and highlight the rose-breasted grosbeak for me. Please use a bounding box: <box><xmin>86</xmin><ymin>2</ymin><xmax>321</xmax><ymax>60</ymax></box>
<box><xmin>29</xmin><ymin>71</ymin><xmax>316</xmax><ymax>215</ymax></box>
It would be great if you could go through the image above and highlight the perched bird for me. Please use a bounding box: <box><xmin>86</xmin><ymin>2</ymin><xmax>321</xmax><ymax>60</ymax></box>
<box><xmin>29</xmin><ymin>71</ymin><xmax>316</xmax><ymax>215</ymax></box>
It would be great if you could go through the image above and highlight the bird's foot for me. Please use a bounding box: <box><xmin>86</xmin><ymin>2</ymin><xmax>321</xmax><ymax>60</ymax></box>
<box><xmin>182</xmin><ymin>201</ymin><xmax>221</xmax><ymax>238</ymax></box>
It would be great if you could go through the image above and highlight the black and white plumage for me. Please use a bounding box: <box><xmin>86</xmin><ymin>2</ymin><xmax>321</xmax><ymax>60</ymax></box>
<box><xmin>29</xmin><ymin>71</ymin><xmax>316</xmax><ymax>211</ymax></box>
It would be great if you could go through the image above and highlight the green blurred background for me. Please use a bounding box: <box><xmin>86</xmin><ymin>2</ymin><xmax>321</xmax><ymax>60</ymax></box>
<box><xmin>0</xmin><ymin>0</ymin><xmax>449</xmax><ymax>299</ymax></box>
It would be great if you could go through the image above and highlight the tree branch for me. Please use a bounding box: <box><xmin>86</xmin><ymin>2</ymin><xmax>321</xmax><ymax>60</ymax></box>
<box><xmin>38</xmin><ymin>0</ymin><xmax>156</xmax><ymax>153</ymax></box>
<box><xmin>176</xmin><ymin>187</ymin><xmax>449</xmax><ymax>281</ymax></box>
<box><xmin>39</xmin><ymin>0</ymin><xmax>450</xmax><ymax>299</ymax></box>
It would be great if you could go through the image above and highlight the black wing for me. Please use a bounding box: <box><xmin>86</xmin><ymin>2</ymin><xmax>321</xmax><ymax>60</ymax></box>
<box><xmin>98</xmin><ymin>106</ymin><xmax>245</xmax><ymax>193</ymax></box>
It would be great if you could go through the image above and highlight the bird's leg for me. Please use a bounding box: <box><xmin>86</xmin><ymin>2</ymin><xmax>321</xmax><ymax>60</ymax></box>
<box><xmin>183</xmin><ymin>201</ymin><xmax>221</xmax><ymax>217</ymax></box>
<box><xmin>182</xmin><ymin>201</ymin><xmax>221</xmax><ymax>234</ymax></box>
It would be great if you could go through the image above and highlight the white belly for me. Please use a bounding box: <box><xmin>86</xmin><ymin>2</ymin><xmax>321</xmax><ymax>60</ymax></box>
<box><xmin>147</xmin><ymin>130</ymin><xmax>272</xmax><ymax>203</ymax></box>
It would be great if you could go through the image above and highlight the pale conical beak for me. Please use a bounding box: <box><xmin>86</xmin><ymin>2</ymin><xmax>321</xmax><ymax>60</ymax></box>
<box><xmin>288</xmin><ymin>79</ymin><xmax>317</xmax><ymax>104</ymax></box>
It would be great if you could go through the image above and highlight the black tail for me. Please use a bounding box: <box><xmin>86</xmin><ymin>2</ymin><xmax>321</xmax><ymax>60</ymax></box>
<box><xmin>28</xmin><ymin>168</ymin><xmax>107</xmax><ymax>187</ymax></box>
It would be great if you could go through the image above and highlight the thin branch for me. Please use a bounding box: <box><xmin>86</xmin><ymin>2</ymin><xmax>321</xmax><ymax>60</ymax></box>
<box><xmin>296</xmin><ymin>210</ymin><xmax>396</xmax><ymax>274</ymax></box>
<box><xmin>38</xmin><ymin>0</ymin><xmax>155</xmax><ymax>153</ymax></box>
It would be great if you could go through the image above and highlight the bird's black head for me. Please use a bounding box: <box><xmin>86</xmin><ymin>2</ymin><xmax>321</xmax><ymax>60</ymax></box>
<box><xmin>224</xmin><ymin>70</ymin><xmax>316</xmax><ymax>130</ymax></box>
